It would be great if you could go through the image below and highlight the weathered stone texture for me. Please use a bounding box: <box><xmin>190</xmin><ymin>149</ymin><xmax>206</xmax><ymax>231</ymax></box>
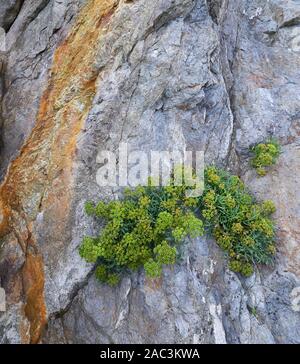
<box><xmin>0</xmin><ymin>0</ymin><xmax>299</xmax><ymax>344</ymax></box>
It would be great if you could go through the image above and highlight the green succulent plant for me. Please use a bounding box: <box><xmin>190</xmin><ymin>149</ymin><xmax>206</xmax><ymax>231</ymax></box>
<box><xmin>198</xmin><ymin>167</ymin><xmax>277</xmax><ymax>277</ymax></box>
<box><xmin>251</xmin><ymin>139</ymin><xmax>281</xmax><ymax>176</ymax></box>
<box><xmin>80</xmin><ymin>166</ymin><xmax>277</xmax><ymax>285</ymax></box>
<box><xmin>80</xmin><ymin>180</ymin><xmax>204</xmax><ymax>285</ymax></box>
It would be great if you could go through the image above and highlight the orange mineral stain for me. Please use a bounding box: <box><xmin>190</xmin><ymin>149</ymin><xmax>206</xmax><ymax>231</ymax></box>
<box><xmin>0</xmin><ymin>0</ymin><xmax>120</xmax><ymax>343</ymax></box>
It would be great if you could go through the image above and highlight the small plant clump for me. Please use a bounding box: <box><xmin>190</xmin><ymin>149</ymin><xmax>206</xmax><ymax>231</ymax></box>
<box><xmin>199</xmin><ymin>167</ymin><xmax>276</xmax><ymax>277</ymax></box>
<box><xmin>250</xmin><ymin>139</ymin><xmax>281</xmax><ymax>176</ymax></box>
<box><xmin>80</xmin><ymin>167</ymin><xmax>277</xmax><ymax>285</ymax></box>
<box><xmin>80</xmin><ymin>182</ymin><xmax>204</xmax><ymax>286</ymax></box>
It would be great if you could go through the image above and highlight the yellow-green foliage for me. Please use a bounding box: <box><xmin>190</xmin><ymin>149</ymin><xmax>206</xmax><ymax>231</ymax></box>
<box><xmin>199</xmin><ymin>167</ymin><xmax>276</xmax><ymax>277</ymax></box>
<box><xmin>80</xmin><ymin>183</ymin><xmax>204</xmax><ymax>285</ymax></box>
<box><xmin>251</xmin><ymin>139</ymin><xmax>281</xmax><ymax>176</ymax></box>
<box><xmin>80</xmin><ymin>167</ymin><xmax>277</xmax><ymax>285</ymax></box>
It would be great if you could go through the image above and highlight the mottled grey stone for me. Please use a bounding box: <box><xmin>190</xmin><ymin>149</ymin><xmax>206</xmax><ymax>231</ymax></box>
<box><xmin>0</xmin><ymin>0</ymin><xmax>87</xmax><ymax>179</ymax></box>
<box><xmin>0</xmin><ymin>0</ymin><xmax>23</xmax><ymax>31</ymax></box>
<box><xmin>0</xmin><ymin>0</ymin><xmax>300</xmax><ymax>344</ymax></box>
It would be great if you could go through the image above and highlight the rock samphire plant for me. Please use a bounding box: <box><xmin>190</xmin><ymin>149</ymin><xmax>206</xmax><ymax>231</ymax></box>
<box><xmin>80</xmin><ymin>181</ymin><xmax>204</xmax><ymax>286</ymax></box>
<box><xmin>250</xmin><ymin>139</ymin><xmax>281</xmax><ymax>176</ymax></box>
<box><xmin>199</xmin><ymin>167</ymin><xmax>276</xmax><ymax>277</ymax></box>
<box><xmin>80</xmin><ymin>167</ymin><xmax>277</xmax><ymax>285</ymax></box>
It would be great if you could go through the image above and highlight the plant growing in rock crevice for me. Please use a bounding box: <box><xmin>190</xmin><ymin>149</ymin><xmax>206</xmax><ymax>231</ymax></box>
<box><xmin>80</xmin><ymin>182</ymin><xmax>204</xmax><ymax>285</ymax></box>
<box><xmin>250</xmin><ymin>139</ymin><xmax>281</xmax><ymax>176</ymax></box>
<box><xmin>198</xmin><ymin>167</ymin><xmax>276</xmax><ymax>277</ymax></box>
<box><xmin>80</xmin><ymin>167</ymin><xmax>277</xmax><ymax>285</ymax></box>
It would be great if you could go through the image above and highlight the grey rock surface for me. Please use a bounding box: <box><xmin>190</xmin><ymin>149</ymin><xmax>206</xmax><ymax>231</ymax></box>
<box><xmin>0</xmin><ymin>0</ymin><xmax>87</xmax><ymax>179</ymax></box>
<box><xmin>0</xmin><ymin>0</ymin><xmax>23</xmax><ymax>31</ymax></box>
<box><xmin>0</xmin><ymin>0</ymin><xmax>299</xmax><ymax>344</ymax></box>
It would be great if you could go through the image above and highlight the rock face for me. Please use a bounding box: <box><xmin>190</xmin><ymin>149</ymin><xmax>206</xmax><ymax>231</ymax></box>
<box><xmin>0</xmin><ymin>0</ymin><xmax>299</xmax><ymax>344</ymax></box>
<box><xmin>0</xmin><ymin>0</ymin><xmax>23</xmax><ymax>32</ymax></box>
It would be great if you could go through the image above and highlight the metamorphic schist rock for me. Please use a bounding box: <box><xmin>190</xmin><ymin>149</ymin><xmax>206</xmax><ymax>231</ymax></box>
<box><xmin>0</xmin><ymin>0</ymin><xmax>299</xmax><ymax>344</ymax></box>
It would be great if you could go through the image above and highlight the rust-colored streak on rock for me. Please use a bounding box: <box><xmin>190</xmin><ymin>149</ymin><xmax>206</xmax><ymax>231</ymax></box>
<box><xmin>0</xmin><ymin>0</ymin><xmax>119</xmax><ymax>343</ymax></box>
<box><xmin>23</xmin><ymin>249</ymin><xmax>47</xmax><ymax>344</ymax></box>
